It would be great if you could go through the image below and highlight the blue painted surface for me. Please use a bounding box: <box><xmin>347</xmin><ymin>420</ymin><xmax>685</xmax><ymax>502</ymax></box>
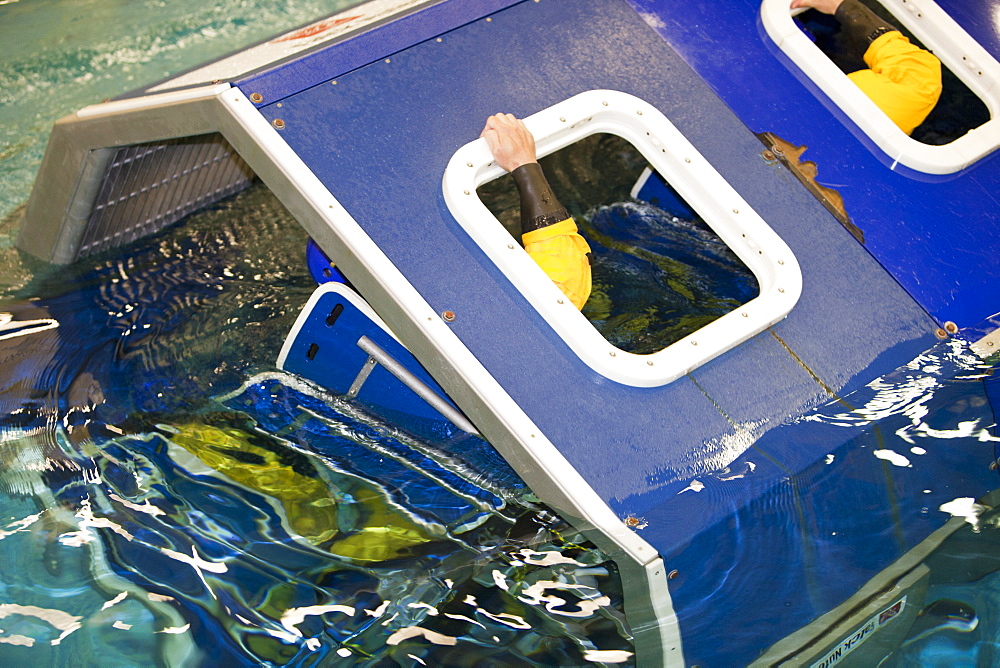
<box><xmin>239</xmin><ymin>0</ymin><xmax>1000</xmax><ymax>662</ymax></box>
<box><xmin>624</xmin><ymin>0</ymin><xmax>1000</xmax><ymax>334</ymax></box>
<box><xmin>280</xmin><ymin>286</ymin><xmax>463</xmax><ymax>429</ymax></box>
<box><xmin>236</xmin><ymin>0</ymin><xmax>523</xmax><ymax>107</ymax></box>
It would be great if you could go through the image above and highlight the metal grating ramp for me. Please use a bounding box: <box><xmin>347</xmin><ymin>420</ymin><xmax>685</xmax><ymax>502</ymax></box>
<box><xmin>78</xmin><ymin>133</ymin><xmax>254</xmax><ymax>259</ymax></box>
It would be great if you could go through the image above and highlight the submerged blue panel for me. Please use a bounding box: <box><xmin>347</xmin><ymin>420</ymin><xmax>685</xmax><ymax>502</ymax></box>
<box><xmin>280</xmin><ymin>286</ymin><xmax>463</xmax><ymax>428</ymax></box>
<box><xmin>624</xmin><ymin>0</ymin><xmax>1000</xmax><ymax>335</ymax></box>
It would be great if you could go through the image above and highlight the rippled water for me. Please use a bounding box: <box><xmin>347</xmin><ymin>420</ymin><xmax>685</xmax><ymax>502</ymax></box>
<box><xmin>1</xmin><ymin>1</ymin><xmax>999</xmax><ymax>665</ymax></box>
<box><xmin>0</xmin><ymin>183</ymin><xmax>634</xmax><ymax>665</ymax></box>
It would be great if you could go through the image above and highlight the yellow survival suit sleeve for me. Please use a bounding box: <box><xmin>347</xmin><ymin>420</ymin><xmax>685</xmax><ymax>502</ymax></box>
<box><xmin>511</xmin><ymin>163</ymin><xmax>592</xmax><ymax>309</ymax></box>
<box><xmin>522</xmin><ymin>219</ymin><xmax>593</xmax><ymax>310</ymax></box>
<box><xmin>848</xmin><ymin>31</ymin><xmax>942</xmax><ymax>135</ymax></box>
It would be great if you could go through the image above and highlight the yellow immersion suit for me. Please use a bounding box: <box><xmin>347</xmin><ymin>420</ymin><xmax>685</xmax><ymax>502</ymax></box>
<box><xmin>522</xmin><ymin>218</ymin><xmax>593</xmax><ymax>310</ymax></box>
<box><xmin>849</xmin><ymin>31</ymin><xmax>942</xmax><ymax>135</ymax></box>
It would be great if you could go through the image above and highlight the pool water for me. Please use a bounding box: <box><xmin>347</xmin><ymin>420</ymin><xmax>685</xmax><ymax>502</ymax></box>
<box><xmin>1</xmin><ymin>1</ymin><xmax>999</xmax><ymax>665</ymax></box>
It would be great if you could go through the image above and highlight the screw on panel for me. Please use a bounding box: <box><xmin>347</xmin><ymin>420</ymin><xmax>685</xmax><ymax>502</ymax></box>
<box><xmin>250</xmin><ymin>93</ymin><xmax>264</xmax><ymax>103</ymax></box>
<box><xmin>667</xmin><ymin>569</ymin><xmax>679</xmax><ymax>580</ymax></box>
<box><xmin>442</xmin><ymin>311</ymin><xmax>456</xmax><ymax>323</ymax></box>
<box><xmin>272</xmin><ymin>119</ymin><xmax>286</xmax><ymax>130</ymax></box>
<box><xmin>944</xmin><ymin>321</ymin><xmax>959</xmax><ymax>334</ymax></box>
<box><xmin>934</xmin><ymin>328</ymin><xmax>948</xmax><ymax>339</ymax></box>
<box><xmin>762</xmin><ymin>149</ymin><xmax>777</xmax><ymax>161</ymax></box>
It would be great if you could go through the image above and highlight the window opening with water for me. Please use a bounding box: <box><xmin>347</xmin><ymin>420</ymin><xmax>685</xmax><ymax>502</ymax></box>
<box><xmin>477</xmin><ymin>133</ymin><xmax>761</xmax><ymax>355</ymax></box>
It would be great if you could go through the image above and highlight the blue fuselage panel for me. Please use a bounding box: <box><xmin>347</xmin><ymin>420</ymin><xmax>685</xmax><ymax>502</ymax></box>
<box><xmin>243</xmin><ymin>0</ymin><xmax>999</xmax><ymax>662</ymax></box>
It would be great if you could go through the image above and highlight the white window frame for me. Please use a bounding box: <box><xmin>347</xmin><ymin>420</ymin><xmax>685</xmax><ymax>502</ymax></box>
<box><xmin>443</xmin><ymin>90</ymin><xmax>802</xmax><ymax>388</ymax></box>
<box><xmin>761</xmin><ymin>0</ymin><xmax>1000</xmax><ymax>175</ymax></box>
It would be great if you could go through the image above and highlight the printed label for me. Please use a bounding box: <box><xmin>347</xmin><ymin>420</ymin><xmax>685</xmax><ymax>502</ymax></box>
<box><xmin>811</xmin><ymin>596</ymin><xmax>906</xmax><ymax>668</ymax></box>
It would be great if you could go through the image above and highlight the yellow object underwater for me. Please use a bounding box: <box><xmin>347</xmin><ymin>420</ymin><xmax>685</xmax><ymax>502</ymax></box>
<box><xmin>168</xmin><ymin>422</ymin><xmax>436</xmax><ymax>562</ymax></box>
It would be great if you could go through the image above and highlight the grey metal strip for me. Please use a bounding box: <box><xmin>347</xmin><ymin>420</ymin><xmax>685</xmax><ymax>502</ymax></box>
<box><xmin>357</xmin><ymin>335</ymin><xmax>479</xmax><ymax>435</ymax></box>
<box><xmin>345</xmin><ymin>356</ymin><xmax>377</xmax><ymax>399</ymax></box>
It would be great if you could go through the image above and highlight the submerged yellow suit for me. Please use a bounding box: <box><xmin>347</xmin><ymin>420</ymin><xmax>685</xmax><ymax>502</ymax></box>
<box><xmin>848</xmin><ymin>31</ymin><xmax>942</xmax><ymax>136</ymax></box>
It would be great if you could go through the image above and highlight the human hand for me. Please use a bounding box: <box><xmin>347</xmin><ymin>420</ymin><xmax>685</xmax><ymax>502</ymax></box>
<box><xmin>790</xmin><ymin>0</ymin><xmax>843</xmax><ymax>14</ymax></box>
<box><xmin>480</xmin><ymin>113</ymin><xmax>537</xmax><ymax>173</ymax></box>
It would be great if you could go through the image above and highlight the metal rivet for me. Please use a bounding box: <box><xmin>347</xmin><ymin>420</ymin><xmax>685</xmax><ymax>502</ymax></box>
<box><xmin>935</xmin><ymin>328</ymin><xmax>948</xmax><ymax>339</ymax></box>
<box><xmin>778</xmin><ymin>260</ymin><xmax>784</xmax><ymax>265</ymax></box>
<box><xmin>667</xmin><ymin>569</ymin><xmax>679</xmax><ymax>580</ymax></box>
<box><xmin>276</xmin><ymin>102</ymin><xmax>283</xmax><ymax>107</ymax></box>
<box><xmin>684</xmin><ymin>158</ymin><xmax>691</xmax><ymax>163</ymax></box>
<box><xmin>384</xmin><ymin>58</ymin><xmax>391</xmax><ymax>63</ymax></box>
<box><xmin>559</xmin><ymin>116</ymin><xmax>566</xmax><ymax>122</ymax></box>
<box><xmin>988</xmin><ymin>341</ymin><xmax>995</xmax><ymax>347</ymax></box>
<box><xmin>691</xmin><ymin>340</ymin><xmax>698</xmax><ymax>346</ymax></box>
<box><xmin>331</xmin><ymin>80</ymin><xmax>337</xmax><ymax>85</ymax></box>
<box><xmin>557</xmin><ymin>299</ymin><xmax>564</xmax><ymax>304</ymax></box>
<box><xmin>636</xmin><ymin>110</ymin><xmax>643</xmax><ymax>115</ymax></box>
<box><xmin>272</xmin><ymin>119</ymin><xmax>285</xmax><ymax>130</ymax></box>
<box><xmin>463</xmin><ymin>190</ymin><xmax>470</xmax><ymax>195</ymax></box>
<box><xmin>991</xmin><ymin>461</ymin><xmax>998</xmax><ymax>471</ymax></box>
<box><xmin>778</xmin><ymin>287</ymin><xmax>784</xmax><ymax>293</ymax></box>
<box><xmin>647</xmin><ymin>361</ymin><xmax>654</xmax><ymax>366</ymax></box>
<box><xmin>486</xmin><ymin>17</ymin><xmax>492</xmax><ymax>22</ymax></box>
<box><xmin>602</xmin><ymin>101</ymin><xmax>608</xmax><ymax>106</ymax></box>
<box><xmin>741</xmin><ymin>312</ymin><xmax>748</xmax><ymax>318</ymax></box>
<box><xmin>507</xmin><ymin>244</ymin><xmax>514</xmax><ymax>249</ymax></box>
<box><xmin>442</xmin><ymin>311</ymin><xmax>456</xmax><ymax>323</ymax></box>
<box><xmin>944</xmin><ymin>321</ymin><xmax>959</xmax><ymax>334</ymax></box>
<box><xmin>467</xmin><ymin>162</ymin><xmax>473</xmax><ymax>167</ymax></box>
<box><xmin>609</xmin><ymin>351</ymin><xmax>617</xmax><ymax>357</ymax></box>
<box><xmin>250</xmin><ymin>93</ymin><xmax>263</xmax><ymax>103</ymax></box>
<box><xmin>762</xmin><ymin>149</ymin><xmax>776</xmax><ymax>161</ymax></box>
<box><xmin>733</xmin><ymin>208</ymin><xmax>739</xmax><ymax>214</ymax></box>
<box><xmin>436</xmin><ymin>37</ymin><xmax>442</xmax><ymax>42</ymax></box>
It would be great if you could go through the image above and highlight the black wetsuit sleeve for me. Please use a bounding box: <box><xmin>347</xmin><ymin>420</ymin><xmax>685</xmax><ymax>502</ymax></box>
<box><xmin>835</xmin><ymin>0</ymin><xmax>897</xmax><ymax>49</ymax></box>
<box><xmin>511</xmin><ymin>163</ymin><xmax>571</xmax><ymax>235</ymax></box>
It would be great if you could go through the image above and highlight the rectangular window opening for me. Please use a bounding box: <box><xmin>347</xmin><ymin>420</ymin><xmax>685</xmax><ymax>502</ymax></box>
<box><xmin>477</xmin><ymin>133</ymin><xmax>761</xmax><ymax>356</ymax></box>
<box><xmin>445</xmin><ymin>90</ymin><xmax>801</xmax><ymax>387</ymax></box>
